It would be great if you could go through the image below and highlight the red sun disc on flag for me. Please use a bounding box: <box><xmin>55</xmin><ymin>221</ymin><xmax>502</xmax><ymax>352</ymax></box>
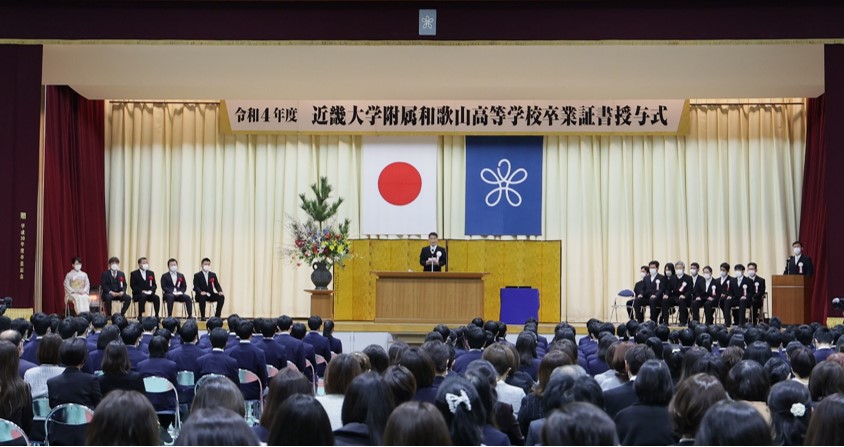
<box><xmin>378</xmin><ymin>162</ymin><xmax>422</xmax><ymax>206</ymax></box>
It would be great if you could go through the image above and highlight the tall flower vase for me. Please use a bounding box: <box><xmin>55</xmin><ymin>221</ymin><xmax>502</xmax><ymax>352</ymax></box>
<box><xmin>311</xmin><ymin>261</ymin><xmax>333</xmax><ymax>290</ymax></box>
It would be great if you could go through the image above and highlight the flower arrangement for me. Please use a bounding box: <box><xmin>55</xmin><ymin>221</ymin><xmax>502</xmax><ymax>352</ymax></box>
<box><xmin>286</xmin><ymin>177</ymin><xmax>352</xmax><ymax>267</ymax></box>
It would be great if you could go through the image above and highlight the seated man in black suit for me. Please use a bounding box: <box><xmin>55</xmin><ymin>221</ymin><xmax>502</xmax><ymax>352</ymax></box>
<box><xmin>47</xmin><ymin>338</ymin><xmax>102</xmax><ymax>409</ymax></box>
<box><xmin>196</xmin><ymin>327</ymin><xmax>239</xmax><ymax>385</ymax></box>
<box><xmin>101</xmin><ymin>256</ymin><xmax>131</xmax><ymax>316</ymax></box>
<box><xmin>632</xmin><ymin>266</ymin><xmax>648</xmax><ymax>322</ymax></box>
<box><xmin>602</xmin><ymin>344</ymin><xmax>655</xmax><ymax>419</ymax></box>
<box><xmin>643</xmin><ymin>261</ymin><xmax>667</xmax><ymax>323</ymax></box>
<box><xmin>161</xmin><ymin>258</ymin><xmax>193</xmax><ymax>319</ymax></box>
<box><xmin>784</xmin><ymin>240</ymin><xmax>814</xmax><ymax>276</ymax></box>
<box><xmin>747</xmin><ymin>262</ymin><xmax>767</xmax><ymax>324</ymax></box>
<box><xmin>193</xmin><ymin>258</ymin><xmax>225</xmax><ymax>320</ymax></box>
<box><xmin>130</xmin><ymin>257</ymin><xmax>161</xmax><ymax>319</ymax></box>
<box><xmin>419</xmin><ymin>232</ymin><xmax>447</xmax><ymax>272</ymax></box>
<box><xmin>727</xmin><ymin>264</ymin><xmax>754</xmax><ymax>327</ymax></box>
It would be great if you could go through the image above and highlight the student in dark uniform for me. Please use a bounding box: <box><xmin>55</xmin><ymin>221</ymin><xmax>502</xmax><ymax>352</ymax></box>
<box><xmin>632</xmin><ymin>266</ymin><xmax>648</xmax><ymax>321</ymax></box>
<box><xmin>644</xmin><ymin>261</ymin><xmax>667</xmax><ymax>323</ymax></box>
<box><xmin>303</xmin><ymin>316</ymin><xmax>332</xmax><ymax>378</ymax></box>
<box><xmin>657</xmin><ymin>262</ymin><xmax>676</xmax><ymax>325</ymax></box>
<box><xmin>193</xmin><ymin>258</ymin><xmax>225</xmax><ymax>320</ymax></box>
<box><xmin>716</xmin><ymin>263</ymin><xmax>733</xmax><ymax>325</ymax></box>
<box><xmin>697</xmin><ymin>266</ymin><xmax>719</xmax><ymax>325</ymax></box>
<box><xmin>196</xmin><ymin>328</ymin><xmax>239</xmax><ymax>385</ymax></box>
<box><xmin>273</xmin><ymin>315</ymin><xmax>306</xmax><ymax>373</ymax></box>
<box><xmin>419</xmin><ymin>232</ymin><xmax>447</xmax><ymax>272</ymax></box>
<box><xmin>747</xmin><ymin>262</ymin><xmax>767</xmax><ymax>324</ymax></box>
<box><xmin>784</xmin><ymin>240</ymin><xmax>814</xmax><ymax>276</ymax></box>
<box><xmin>688</xmin><ymin>262</ymin><xmax>705</xmax><ymax>323</ymax></box>
<box><xmin>253</xmin><ymin>318</ymin><xmax>287</xmax><ymax>370</ymax></box>
<box><xmin>130</xmin><ymin>257</ymin><xmax>161</xmax><ymax>319</ymax></box>
<box><xmin>161</xmin><ymin>259</ymin><xmax>192</xmax><ymax>319</ymax></box>
<box><xmin>101</xmin><ymin>257</ymin><xmax>131</xmax><ymax>316</ymax></box>
<box><xmin>671</xmin><ymin>261</ymin><xmax>694</xmax><ymax>326</ymax></box>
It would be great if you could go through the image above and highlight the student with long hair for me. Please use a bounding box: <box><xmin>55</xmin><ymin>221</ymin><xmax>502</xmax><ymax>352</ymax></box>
<box><xmin>383</xmin><ymin>365</ymin><xmax>417</xmax><ymax>405</ymax></box>
<box><xmin>383</xmin><ymin>401</ymin><xmax>452</xmax><ymax>446</ymax></box>
<box><xmin>615</xmin><ymin>359</ymin><xmax>675</xmax><ymax>445</ymax></box>
<box><xmin>434</xmin><ymin>375</ymin><xmax>487</xmax><ymax>446</ymax></box>
<box><xmin>517</xmin><ymin>350</ymin><xmax>571</xmax><ymax>436</ymax></box>
<box><xmin>767</xmin><ymin>380</ymin><xmax>811</xmax><ymax>446</ymax></box>
<box><xmin>668</xmin><ymin>373</ymin><xmax>728</xmax><ymax>445</ymax></box>
<box><xmin>323</xmin><ymin>319</ymin><xmax>342</xmax><ymax>354</ymax></box>
<box><xmin>805</xmin><ymin>393</ymin><xmax>844</xmax><ymax>445</ymax></box>
<box><xmin>192</xmin><ymin>375</ymin><xmax>245</xmax><ymax>416</ymax></box>
<box><xmin>87</xmin><ymin>390</ymin><xmax>160</xmax><ymax>446</ymax></box>
<box><xmin>97</xmin><ymin>341</ymin><xmax>145</xmax><ymax>396</ymax></box>
<box><xmin>334</xmin><ymin>372</ymin><xmax>395</xmax><ymax>446</ymax></box>
<box><xmin>0</xmin><ymin>341</ymin><xmax>33</xmax><ymax>436</ymax></box>
<box><xmin>541</xmin><ymin>402</ymin><xmax>618</xmax><ymax>446</ymax></box>
<box><xmin>316</xmin><ymin>353</ymin><xmax>363</xmax><ymax>430</ymax></box>
<box><xmin>463</xmin><ymin>361</ymin><xmax>511</xmax><ymax>446</ymax></box>
<box><xmin>268</xmin><ymin>394</ymin><xmax>335</xmax><ymax>446</ymax></box>
<box><xmin>177</xmin><ymin>407</ymin><xmax>259</xmax><ymax>446</ymax></box>
<box><xmin>254</xmin><ymin>367</ymin><xmax>314</xmax><ymax>443</ymax></box>
<box><xmin>22</xmin><ymin>333</ymin><xmax>63</xmax><ymax>398</ymax></box>
<box><xmin>695</xmin><ymin>400</ymin><xmax>771</xmax><ymax>445</ymax></box>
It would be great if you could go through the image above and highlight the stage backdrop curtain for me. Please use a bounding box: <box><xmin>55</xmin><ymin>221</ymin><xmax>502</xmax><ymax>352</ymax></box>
<box><xmin>800</xmin><ymin>96</ymin><xmax>827</xmax><ymax>322</ymax></box>
<box><xmin>43</xmin><ymin>86</ymin><xmax>107</xmax><ymax>314</ymax></box>
<box><xmin>104</xmin><ymin>102</ymin><xmax>360</xmax><ymax>317</ymax></box>
<box><xmin>441</xmin><ymin>102</ymin><xmax>805</xmax><ymax>321</ymax></box>
<box><xmin>106</xmin><ymin>101</ymin><xmax>804</xmax><ymax>321</ymax></box>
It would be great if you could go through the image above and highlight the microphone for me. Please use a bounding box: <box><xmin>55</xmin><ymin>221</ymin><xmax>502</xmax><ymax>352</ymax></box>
<box><xmin>785</xmin><ymin>258</ymin><xmax>790</xmax><ymax>275</ymax></box>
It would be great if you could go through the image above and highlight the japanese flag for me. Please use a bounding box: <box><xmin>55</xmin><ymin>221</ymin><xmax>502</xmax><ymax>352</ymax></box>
<box><xmin>361</xmin><ymin>136</ymin><xmax>438</xmax><ymax>235</ymax></box>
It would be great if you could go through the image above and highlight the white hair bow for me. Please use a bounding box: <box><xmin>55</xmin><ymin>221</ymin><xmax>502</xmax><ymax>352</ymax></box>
<box><xmin>445</xmin><ymin>390</ymin><xmax>472</xmax><ymax>414</ymax></box>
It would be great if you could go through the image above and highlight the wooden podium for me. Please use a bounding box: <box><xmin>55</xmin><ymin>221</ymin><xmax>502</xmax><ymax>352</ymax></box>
<box><xmin>372</xmin><ymin>272</ymin><xmax>486</xmax><ymax>324</ymax></box>
<box><xmin>306</xmin><ymin>289</ymin><xmax>334</xmax><ymax>320</ymax></box>
<box><xmin>771</xmin><ymin>275</ymin><xmax>813</xmax><ymax>324</ymax></box>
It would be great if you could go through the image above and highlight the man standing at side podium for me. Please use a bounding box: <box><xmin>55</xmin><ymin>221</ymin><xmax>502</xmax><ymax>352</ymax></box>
<box><xmin>784</xmin><ymin>240</ymin><xmax>814</xmax><ymax>276</ymax></box>
<box><xmin>420</xmin><ymin>232</ymin><xmax>447</xmax><ymax>272</ymax></box>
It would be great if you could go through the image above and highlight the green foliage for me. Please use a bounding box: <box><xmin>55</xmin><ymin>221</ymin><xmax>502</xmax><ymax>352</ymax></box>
<box><xmin>299</xmin><ymin>176</ymin><xmax>345</xmax><ymax>228</ymax></box>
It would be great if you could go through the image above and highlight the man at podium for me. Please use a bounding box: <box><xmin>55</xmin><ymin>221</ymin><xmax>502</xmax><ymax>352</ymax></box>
<box><xmin>420</xmin><ymin>232</ymin><xmax>447</xmax><ymax>272</ymax></box>
<box><xmin>784</xmin><ymin>241</ymin><xmax>814</xmax><ymax>276</ymax></box>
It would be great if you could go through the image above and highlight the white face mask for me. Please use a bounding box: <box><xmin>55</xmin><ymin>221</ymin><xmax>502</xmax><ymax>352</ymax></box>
<box><xmin>73</xmin><ymin>264</ymin><xmax>82</xmax><ymax>271</ymax></box>
<box><xmin>649</xmin><ymin>268</ymin><xmax>657</xmax><ymax>276</ymax></box>
<box><xmin>720</xmin><ymin>271</ymin><xmax>728</xmax><ymax>278</ymax></box>
<box><xmin>703</xmin><ymin>273</ymin><xmax>712</xmax><ymax>280</ymax></box>
<box><xmin>676</xmin><ymin>269</ymin><xmax>684</xmax><ymax>276</ymax></box>
<box><xmin>169</xmin><ymin>266</ymin><xmax>178</xmax><ymax>273</ymax></box>
<box><xmin>141</xmin><ymin>263</ymin><xmax>149</xmax><ymax>270</ymax></box>
<box><xmin>736</xmin><ymin>271</ymin><xmax>743</xmax><ymax>278</ymax></box>
<box><xmin>665</xmin><ymin>271</ymin><xmax>673</xmax><ymax>277</ymax></box>
<box><xmin>793</xmin><ymin>247</ymin><xmax>802</xmax><ymax>256</ymax></box>
<box><xmin>690</xmin><ymin>268</ymin><xmax>698</xmax><ymax>276</ymax></box>
<box><xmin>202</xmin><ymin>265</ymin><xmax>210</xmax><ymax>272</ymax></box>
<box><xmin>640</xmin><ymin>271</ymin><xmax>647</xmax><ymax>279</ymax></box>
<box><xmin>748</xmin><ymin>270</ymin><xmax>757</xmax><ymax>278</ymax></box>
<box><xmin>110</xmin><ymin>263</ymin><xmax>119</xmax><ymax>271</ymax></box>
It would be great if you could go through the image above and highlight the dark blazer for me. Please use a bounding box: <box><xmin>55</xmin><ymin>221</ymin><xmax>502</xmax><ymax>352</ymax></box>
<box><xmin>586</xmin><ymin>356</ymin><xmax>609</xmax><ymax>376</ymax></box>
<box><xmin>579</xmin><ymin>338</ymin><xmax>598</xmax><ymax>358</ymax></box>
<box><xmin>643</xmin><ymin>274</ymin><xmax>667</xmax><ymax>299</ymax></box>
<box><xmin>21</xmin><ymin>337</ymin><xmax>41</xmax><ymax>364</ymax></box>
<box><xmin>167</xmin><ymin>342</ymin><xmax>205</xmax><ymax>403</ymax></box>
<box><xmin>301</xmin><ymin>341</ymin><xmax>317</xmax><ymax>383</ymax></box>
<box><xmin>413</xmin><ymin>385</ymin><xmax>439</xmax><ymax>404</ymax></box>
<box><xmin>615</xmin><ymin>403</ymin><xmax>675</xmax><ymax>446</ymax></box>
<box><xmin>226</xmin><ymin>341</ymin><xmax>269</xmax><ymax>400</ymax></box>
<box><xmin>18</xmin><ymin>358</ymin><xmax>36</xmax><ymax>378</ymax></box>
<box><xmin>517</xmin><ymin>393</ymin><xmax>542</xmax><ymax>438</ymax></box>
<box><xmin>333</xmin><ymin>422</ymin><xmax>372</xmax><ymax>446</ymax></box>
<box><xmin>196</xmin><ymin>349</ymin><xmax>240</xmax><ymax>385</ymax></box>
<box><xmin>88</xmin><ymin>349</ymin><xmax>105</xmax><ymax>372</ymax></box>
<box><xmin>100</xmin><ymin>269</ymin><xmax>129</xmax><ymax>299</ymax></box>
<box><xmin>689</xmin><ymin>275</ymin><xmax>705</xmax><ymax>299</ymax></box>
<box><xmin>97</xmin><ymin>371</ymin><xmax>145</xmax><ymax>397</ymax></box>
<box><xmin>303</xmin><ymin>331</ymin><xmax>332</xmax><ymax>377</ymax></box>
<box><xmin>193</xmin><ymin>271</ymin><xmax>223</xmax><ymax>295</ymax></box>
<box><xmin>495</xmin><ymin>401</ymin><xmax>524</xmax><ymax>446</ymax></box>
<box><xmin>328</xmin><ymin>336</ymin><xmax>343</xmax><ymax>355</ymax></box>
<box><xmin>698</xmin><ymin>277</ymin><xmax>719</xmax><ymax>302</ymax></box>
<box><xmin>126</xmin><ymin>345</ymin><xmax>149</xmax><ymax>370</ymax></box>
<box><xmin>749</xmin><ymin>275</ymin><xmax>767</xmax><ymax>302</ymax></box>
<box><xmin>633</xmin><ymin>279</ymin><xmax>646</xmax><ymax>300</ymax></box>
<box><xmin>729</xmin><ymin>275</ymin><xmax>755</xmax><ymax>300</ymax></box>
<box><xmin>253</xmin><ymin>338</ymin><xmax>288</xmax><ymax>370</ymax></box>
<box><xmin>161</xmin><ymin>271</ymin><xmax>188</xmax><ymax>295</ymax></box>
<box><xmin>717</xmin><ymin>274</ymin><xmax>734</xmax><ymax>299</ymax></box>
<box><xmin>130</xmin><ymin>269</ymin><xmax>158</xmax><ymax>297</ymax></box>
<box><xmin>785</xmin><ymin>255</ymin><xmax>814</xmax><ymax>276</ymax></box>
<box><xmin>518</xmin><ymin>358</ymin><xmax>542</xmax><ymax>382</ymax></box>
<box><xmin>452</xmin><ymin>349</ymin><xmax>483</xmax><ymax>374</ymax></box>
<box><xmin>419</xmin><ymin>245</ymin><xmax>447</xmax><ymax>272</ymax></box>
<box><xmin>138</xmin><ymin>357</ymin><xmax>179</xmax><ymax>411</ymax></box>
<box><xmin>603</xmin><ymin>381</ymin><xmax>638</xmax><ymax>419</ymax></box>
<box><xmin>273</xmin><ymin>333</ymin><xmax>306</xmax><ymax>373</ymax></box>
<box><xmin>674</xmin><ymin>274</ymin><xmax>694</xmax><ymax>299</ymax></box>
<box><xmin>47</xmin><ymin>367</ymin><xmax>102</xmax><ymax>409</ymax></box>
<box><xmin>3</xmin><ymin>384</ymin><xmax>33</xmax><ymax>438</ymax></box>
<box><xmin>482</xmin><ymin>424</ymin><xmax>511</xmax><ymax>446</ymax></box>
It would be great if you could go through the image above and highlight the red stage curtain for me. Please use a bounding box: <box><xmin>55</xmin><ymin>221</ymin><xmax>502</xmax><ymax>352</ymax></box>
<box><xmin>42</xmin><ymin>86</ymin><xmax>107</xmax><ymax>314</ymax></box>
<box><xmin>800</xmin><ymin>95</ymin><xmax>828</xmax><ymax>323</ymax></box>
